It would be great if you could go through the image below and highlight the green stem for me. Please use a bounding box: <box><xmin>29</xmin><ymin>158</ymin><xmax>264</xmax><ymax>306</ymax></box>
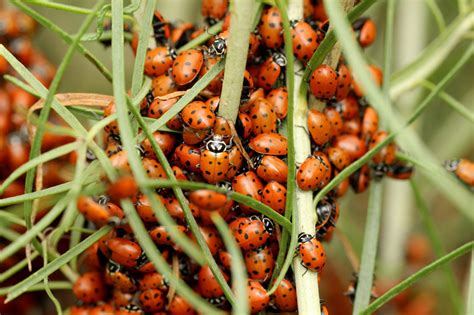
<box><xmin>42</xmin><ymin>240</ymin><xmax>63</xmax><ymax>315</ymax></box>
<box><xmin>410</xmin><ymin>180</ymin><xmax>464</xmax><ymax>314</ymax></box>
<box><xmin>467</xmin><ymin>251</ymin><xmax>474</xmax><ymax>315</ymax></box>
<box><xmin>361</xmin><ymin>242</ymin><xmax>474</xmax><ymax>315</ymax></box>
<box><xmin>0</xmin><ymin>281</ymin><xmax>72</xmax><ymax>296</ymax></box>
<box><xmin>352</xmin><ymin>182</ymin><xmax>383</xmax><ymax>314</ymax></box>
<box><xmin>423</xmin><ymin>0</ymin><xmax>446</xmax><ymax>32</ymax></box>
<box><xmin>218</xmin><ymin>0</ymin><xmax>256</xmax><ymax>122</ymax></box>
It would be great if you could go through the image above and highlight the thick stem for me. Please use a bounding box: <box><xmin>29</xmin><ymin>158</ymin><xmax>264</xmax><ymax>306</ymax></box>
<box><xmin>218</xmin><ymin>0</ymin><xmax>256</xmax><ymax>122</ymax></box>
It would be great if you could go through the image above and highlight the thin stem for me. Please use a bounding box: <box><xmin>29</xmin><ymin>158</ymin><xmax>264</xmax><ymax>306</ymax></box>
<box><xmin>42</xmin><ymin>240</ymin><xmax>63</xmax><ymax>315</ymax></box>
<box><xmin>383</xmin><ymin>0</ymin><xmax>396</xmax><ymax>95</ymax></box>
<box><xmin>178</xmin><ymin>21</ymin><xmax>223</xmax><ymax>53</ymax></box>
<box><xmin>352</xmin><ymin>182</ymin><xmax>383</xmax><ymax>314</ymax></box>
<box><xmin>423</xmin><ymin>0</ymin><xmax>446</xmax><ymax>32</ymax></box>
<box><xmin>361</xmin><ymin>242</ymin><xmax>474</xmax><ymax>314</ymax></box>
<box><xmin>218</xmin><ymin>0</ymin><xmax>256</xmax><ymax>122</ymax></box>
<box><xmin>0</xmin><ymin>281</ymin><xmax>72</xmax><ymax>296</ymax></box>
<box><xmin>467</xmin><ymin>251</ymin><xmax>474</xmax><ymax>315</ymax></box>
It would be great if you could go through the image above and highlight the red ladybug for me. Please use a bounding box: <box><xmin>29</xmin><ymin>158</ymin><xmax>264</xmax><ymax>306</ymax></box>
<box><xmin>77</xmin><ymin>196</ymin><xmax>124</xmax><ymax>227</ymax></box>
<box><xmin>141</xmin><ymin>131</ymin><xmax>177</xmax><ymax>157</ymax></box>
<box><xmin>236</xmin><ymin>112</ymin><xmax>253</xmax><ymax>139</ymax></box>
<box><xmin>266</xmin><ymin>87</ymin><xmax>288</xmax><ymax>119</ymax></box>
<box><xmin>326</xmin><ymin>146</ymin><xmax>352</xmax><ymax>170</ymax></box>
<box><xmin>219</xmin><ymin>250</ymin><xmax>233</xmax><ymax>270</ymax></box>
<box><xmin>142</xmin><ymin>157</ymin><xmax>167</xmax><ymax>179</ymax></box>
<box><xmin>168</xmin><ymin>295</ymin><xmax>196</xmax><ymax>315</ymax></box>
<box><xmin>353</xmin><ymin>17</ymin><xmax>377</xmax><ymax>48</ymax></box>
<box><xmin>369</xmin><ymin>130</ymin><xmax>396</xmax><ymax>166</ymax></box>
<box><xmin>201</xmin><ymin>0</ymin><xmax>228</xmax><ymax>24</ymax></box>
<box><xmin>103</xmin><ymin>238</ymin><xmax>142</xmax><ymax>268</ymax></box>
<box><xmin>226</xmin><ymin>146</ymin><xmax>244</xmax><ymax>179</ymax></box>
<box><xmin>248</xmin><ymin>281</ymin><xmax>270</xmax><ymax>313</ymax></box>
<box><xmin>189</xmin><ymin>189</ymin><xmax>228</xmax><ymax>210</ymax></box>
<box><xmin>386</xmin><ymin>162</ymin><xmax>414</xmax><ymax>180</ymax></box>
<box><xmin>148</xmin><ymin>96</ymin><xmax>178</xmax><ymax>119</ymax></box>
<box><xmin>261</xmin><ymin>181</ymin><xmax>287</xmax><ymax>214</ymax></box>
<box><xmin>245</xmin><ymin>246</ymin><xmax>275</xmax><ymax>281</ymax></box>
<box><xmin>105</xmin><ymin>262</ymin><xmax>138</xmax><ymax>293</ymax></box>
<box><xmin>172</xmin><ymin>165</ymin><xmax>188</xmax><ymax>181</ymax></box>
<box><xmin>335</xmin><ymin>64</ymin><xmax>352</xmax><ymax>100</ymax></box>
<box><xmin>257</xmin><ymin>53</ymin><xmax>286</xmax><ymax>90</ymax></box>
<box><xmin>334</xmin><ymin>134</ymin><xmax>367</xmax><ymax>160</ymax></box>
<box><xmin>296</xmin><ymin>155</ymin><xmax>330</xmax><ymax>191</ymax></box>
<box><xmin>194</xmin><ymin>225</ymin><xmax>223</xmax><ymax>256</ymax></box>
<box><xmin>232</xmin><ymin>171</ymin><xmax>264</xmax><ymax>214</ymax></box>
<box><xmin>197</xmin><ymin>265</ymin><xmax>229</xmax><ymax>298</ymax></box>
<box><xmin>181</xmin><ymin>100</ymin><xmax>216</xmax><ymax>130</ymax></box>
<box><xmin>170</xmin><ymin>22</ymin><xmax>195</xmax><ymax>48</ymax></box>
<box><xmin>350</xmin><ymin>164</ymin><xmax>371</xmax><ymax>193</ymax></box>
<box><xmin>445</xmin><ymin>158</ymin><xmax>474</xmax><ymax>187</ymax></box>
<box><xmin>111</xmin><ymin>288</ymin><xmax>134</xmax><ymax>308</ymax></box>
<box><xmin>107</xmin><ymin>175</ymin><xmax>138</xmax><ymax>202</ymax></box>
<box><xmin>150</xmin><ymin>225</ymin><xmax>187</xmax><ymax>246</ymax></box>
<box><xmin>307</xmin><ymin>109</ymin><xmax>332</xmax><ymax>146</ymax></box>
<box><xmin>144</xmin><ymin>47</ymin><xmax>175</xmax><ymax>77</ymax></box>
<box><xmin>182</xmin><ymin>126</ymin><xmax>209</xmax><ymax>145</ymax></box>
<box><xmin>152</xmin><ymin>70</ymin><xmax>178</xmax><ymax>96</ymax></box>
<box><xmin>343</xmin><ymin>116</ymin><xmax>362</xmax><ymax>135</ymax></box>
<box><xmin>361</xmin><ymin>106</ymin><xmax>379</xmax><ymax>140</ymax></box>
<box><xmin>255</xmin><ymin>155</ymin><xmax>288</xmax><ymax>184</ymax></box>
<box><xmin>173</xmin><ymin>143</ymin><xmax>202</xmax><ymax>173</ymax></box>
<box><xmin>258</xmin><ymin>6</ymin><xmax>284</xmax><ymax>49</ymax></box>
<box><xmin>213</xmin><ymin>116</ymin><xmax>232</xmax><ymax>141</ymax></box>
<box><xmin>72</xmin><ymin>271</ymin><xmax>107</xmax><ymax>303</ymax></box>
<box><xmin>309</xmin><ymin>64</ymin><xmax>338</xmax><ymax>99</ymax></box>
<box><xmin>171</xmin><ymin>49</ymin><xmax>204</xmax><ymax>86</ymax></box>
<box><xmin>232</xmin><ymin>216</ymin><xmax>272</xmax><ymax>250</ymax></box>
<box><xmin>200</xmin><ymin>136</ymin><xmax>230</xmax><ymax>184</ymax></box>
<box><xmin>138</xmin><ymin>272</ymin><xmax>167</xmax><ymax>291</ymax></box>
<box><xmin>164</xmin><ymin>197</ymin><xmax>200</xmax><ymax>222</ymax></box>
<box><xmin>152</xmin><ymin>10</ymin><xmax>171</xmax><ymax>45</ymax></box>
<box><xmin>336</xmin><ymin>95</ymin><xmax>360</xmax><ymax>120</ymax></box>
<box><xmin>199</xmin><ymin>55</ymin><xmax>224</xmax><ymax>93</ymax></box>
<box><xmin>249</xmin><ymin>133</ymin><xmax>288</xmax><ymax>155</ymax></box>
<box><xmin>291</xmin><ymin>20</ymin><xmax>319</xmax><ymax>62</ymax></box>
<box><xmin>249</xmin><ymin>98</ymin><xmax>278</xmax><ymax>135</ymax></box>
<box><xmin>297</xmin><ymin>233</ymin><xmax>327</xmax><ymax>272</ymax></box>
<box><xmin>272</xmin><ymin>279</ymin><xmax>297</xmax><ymax>311</ymax></box>
<box><xmin>139</xmin><ymin>289</ymin><xmax>165</xmax><ymax>312</ymax></box>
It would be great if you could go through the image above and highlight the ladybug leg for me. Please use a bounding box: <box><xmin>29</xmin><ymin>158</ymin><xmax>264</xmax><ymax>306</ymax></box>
<box><xmin>300</xmin><ymin>261</ymin><xmax>310</xmax><ymax>276</ymax></box>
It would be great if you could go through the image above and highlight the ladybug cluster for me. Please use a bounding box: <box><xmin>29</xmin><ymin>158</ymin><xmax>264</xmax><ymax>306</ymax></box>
<box><xmin>65</xmin><ymin>1</ymin><xmax>418</xmax><ymax>314</ymax></box>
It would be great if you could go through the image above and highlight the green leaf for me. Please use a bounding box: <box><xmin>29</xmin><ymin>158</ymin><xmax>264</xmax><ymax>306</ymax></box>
<box><xmin>361</xmin><ymin>242</ymin><xmax>474</xmax><ymax>314</ymax></box>
<box><xmin>5</xmin><ymin>226</ymin><xmax>111</xmax><ymax>302</ymax></box>
<box><xmin>352</xmin><ymin>182</ymin><xmax>383</xmax><ymax>314</ymax></box>
<box><xmin>212</xmin><ymin>214</ymin><xmax>249</xmax><ymax>315</ymax></box>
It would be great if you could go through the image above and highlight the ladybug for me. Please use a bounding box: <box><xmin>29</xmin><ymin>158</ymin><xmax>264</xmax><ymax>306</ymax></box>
<box><xmin>361</xmin><ymin>106</ymin><xmax>379</xmax><ymax>140</ymax></box>
<box><xmin>334</xmin><ymin>134</ymin><xmax>367</xmax><ymax>160</ymax></box>
<box><xmin>105</xmin><ymin>261</ymin><xmax>138</xmax><ymax>293</ymax></box>
<box><xmin>144</xmin><ymin>47</ymin><xmax>176</xmax><ymax>77</ymax></box>
<box><xmin>171</xmin><ymin>49</ymin><xmax>204</xmax><ymax>86</ymax></box>
<box><xmin>255</xmin><ymin>155</ymin><xmax>288</xmax><ymax>184</ymax></box>
<box><xmin>335</xmin><ymin>64</ymin><xmax>352</xmax><ymax>101</ymax></box>
<box><xmin>353</xmin><ymin>17</ymin><xmax>377</xmax><ymax>48</ymax></box>
<box><xmin>152</xmin><ymin>10</ymin><xmax>171</xmax><ymax>45</ymax></box>
<box><xmin>352</xmin><ymin>64</ymin><xmax>383</xmax><ymax>98</ymax></box>
<box><xmin>326</xmin><ymin>146</ymin><xmax>352</xmax><ymax>170</ymax></box>
<box><xmin>229</xmin><ymin>217</ymin><xmax>252</xmax><ymax>234</ymax></box>
<box><xmin>296</xmin><ymin>155</ymin><xmax>330</xmax><ymax>191</ymax></box>
<box><xmin>208</xmin><ymin>33</ymin><xmax>227</xmax><ymax>57</ymax></box>
<box><xmin>189</xmin><ymin>189</ymin><xmax>228</xmax><ymax>210</ymax></box>
<box><xmin>142</xmin><ymin>157</ymin><xmax>167</xmax><ymax>179</ymax></box>
<box><xmin>336</xmin><ymin>95</ymin><xmax>360</xmax><ymax>120</ymax></box>
<box><xmin>150</xmin><ymin>225</ymin><xmax>187</xmax><ymax>246</ymax></box>
<box><xmin>231</xmin><ymin>171</ymin><xmax>264</xmax><ymax>214</ymax></box>
<box><xmin>194</xmin><ymin>225</ymin><xmax>223</xmax><ymax>256</ymax></box>
<box><xmin>261</xmin><ymin>181</ymin><xmax>287</xmax><ymax>214</ymax></box>
<box><xmin>135</xmin><ymin>193</ymin><xmax>163</xmax><ymax>223</ymax></box>
<box><xmin>172</xmin><ymin>165</ymin><xmax>188</xmax><ymax>180</ymax></box>
<box><xmin>141</xmin><ymin>131</ymin><xmax>177</xmax><ymax>157</ymax></box>
<box><xmin>226</xmin><ymin>146</ymin><xmax>244</xmax><ymax>179</ymax></box>
<box><xmin>199</xmin><ymin>55</ymin><xmax>224</xmax><ymax>93</ymax></box>
<box><xmin>168</xmin><ymin>295</ymin><xmax>196</xmax><ymax>315</ymax></box>
<box><xmin>245</xmin><ymin>246</ymin><xmax>275</xmax><ymax>281</ymax></box>
<box><xmin>249</xmin><ymin>98</ymin><xmax>278</xmax><ymax>135</ymax></box>
<box><xmin>290</xmin><ymin>20</ymin><xmax>319</xmax><ymax>62</ymax></box>
<box><xmin>386</xmin><ymin>162</ymin><xmax>414</xmax><ymax>180</ymax></box>
<box><xmin>257</xmin><ymin>53</ymin><xmax>286</xmax><ymax>90</ymax></box>
<box><xmin>206</xmin><ymin>96</ymin><xmax>221</xmax><ymax>112</ymax></box>
<box><xmin>219</xmin><ymin>250</ymin><xmax>233</xmax><ymax>270</ymax></box>
<box><xmin>313</xmin><ymin>0</ymin><xmax>328</xmax><ymax>21</ymax></box>
<box><xmin>173</xmin><ymin>143</ymin><xmax>202</xmax><ymax>173</ymax></box>
<box><xmin>139</xmin><ymin>288</ymin><xmax>166</xmax><ymax>312</ymax></box>
<box><xmin>258</xmin><ymin>6</ymin><xmax>284</xmax><ymax>49</ymax></box>
<box><xmin>201</xmin><ymin>0</ymin><xmax>228</xmax><ymax>24</ymax></box>
<box><xmin>316</xmin><ymin>197</ymin><xmax>340</xmax><ymax>238</ymax></box>
<box><xmin>164</xmin><ymin>197</ymin><xmax>200</xmax><ymax>221</ymax></box>
<box><xmin>107</xmin><ymin>175</ymin><xmax>138</xmax><ymax>202</ymax></box>
<box><xmin>445</xmin><ymin>158</ymin><xmax>474</xmax><ymax>187</ymax></box>
<box><xmin>197</xmin><ymin>265</ymin><xmax>230</xmax><ymax>298</ymax></box>
<box><xmin>111</xmin><ymin>288</ymin><xmax>135</xmax><ymax>308</ymax></box>
<box><xmin>247</xmin><ymin>281</ymin><xmax>270</xmax><ymax>313</ymax></box>
<box><xmin>343</xmin><ymin>116</ymin><xmax>362</xmax><ymax>135</ymax></box>
<box><xmin>138</xmin><ymin>272</ymin><xmax>167</xmax><ymax>291</ymax></box>
<box><xmin>72</xmin><ymin>271</ymin><xmax>107</xmax><ymax>303</ymax></box>
<box><xmin>152</xmin><ymin>70</ymin><xmax>178</xmax><ymax>96</ymax></box>
<box><xmin>105</xmin><ymin>135</ymin><xmax>123</xmax><ymax>157</ymax></box>
<box><xmin>236</xmin><ymin>112</ymin><xmax>253</xmax><ymax>139</ymax></box>
<box><xmin>170</xmin><ymin>22</ymin><xmax>195</xmax><ymax>48</ymax></box>
<box><xmin>248</xmin><ymin>32</ymin><xmax>261</xmax><ymax>59</ymax></box>
<box><xmin>148</xmin><ymin>95</ymin><xmax>178</xmax><ymax>118</ymax></box>
<box><xmin>272</xmin><ymin>279</ymin><xmax>297</xmax><ymax>312</ymax></box>
<box><xmin>369</xmin><ymin>130</ymin><xmax>396</xmax><ymax>166</ymax></box>
<box><xmin>232</xmin><ymin>217</ymin><xmax>271</xmax><ymax>250</ymax></box>
<box><xmin>241</xmin><ymin>69</ymin><xmax>256</xmax><ymax>102</ymax></box>
<box><xmin>297</xmin><ymin>233</ymin><xmax>327</xmax><ymax>272</ymax></box>
<box><xmin>249</xmin><ymin>132</ymin><xmax>288</xmax><ymax>155</ymax></box>
<box><xmin>103</xmin><ymin>237</ymin><xmax>142</xmax><ymax>268</ymax></box>
<box><xmin>181</xmin><ymin>100</ymin><xmax>216</xmax><ymax>130</ymax></box>
<box><xmin>77</xmin><ymin>196</ymin><xmax>124</xmax><ymax>227</ymax></box>
<box><xmin>307</xmin><ymin>109</ymin><xmax>332</xmax><ymax>146</ymax></box>
<box><xmin>350</xmin><ymin>164</ymin><xmax>371</xmax><ymax>193</ymax></box>
<box><xmin>200</xmin><ymin>136</ymin><xmax>230</xmax><ymax>184</ymax></box>
<box><xmin>103</xmin><ymin>101</ymin><xmax>119</xmax><ymax>135</ymax></box>
<box><xmin>213</xmin><ymin>116</ymin><xmax>231</xmax><ymax>141</ymax></box>
<box><xmin>266</xmin><ymin>87</ymin><xmax>288</xmax><ymax>119</ymax></box>
<box><xmin>182</xmin><ymin>126</ymin><xmax>210</xmax><ymax>145</ymax></box>
<box><xmin>309</xmin><ymin>64</ymin><xmax>338</xmax><ymax>99</ymax></box>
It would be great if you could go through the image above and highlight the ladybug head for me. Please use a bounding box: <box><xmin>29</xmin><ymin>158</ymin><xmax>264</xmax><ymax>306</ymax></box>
<box><xmin>250</xmin><ymin>154</ymin><xmax>263</xmax><ymax>169</ymax></box>
<box><xmin>169</xmin><ymin>47</ymin><xmax>178</xmax><ymax>60</ymax></box>
<box><xmin>107</xmin><ymin>260</ymin><xmax>122</xmax><ymax>273</ymax></box>
<box><xmin>444</xmin><ymin>159</ymin><xmax>459</xmax><ymax>172</ymax></box>
<box><xmin>86</xmin><ymin>149</ymin><xmax>96</xmax><ymax>162</ymax></box>
<box><xmin>209</xmin><ymin>37</ymin><xmax>227</xmax><ymax>56</ymax></box>
<box><xmin>96</xmin><ymin>195</ymin><xmax>110</xmax><ymax>205</ymax></box>
<box><xmin>272</xmin><ymin>52</ymin><xmax>287</xmax><ymax>67</ymax></box>
<box><xmin>371</xmin><ymin>163</ymin><xmax>388</xmax><ymax>180</ymax></box>
<box><xmin>289</xmin><ymin>19</ymin><xmax>299</xmax><ymax>28</ymax></box>
<box><xmin>218</xmin><ymin>181</ymin><xmax>232</xmax><ymax>191</ymax></box>
<box><xmin>124</xmin><ymin>304</ymin><xmax>142</xmax><ymax>312</ymax></box>
<box><xmin>206</xmin><ymin>138</ymin><xmax>227</xmax><ymax>152</ymax></box>
<box><xmin>261</xmin><ymin>217</ymin><xmax>274</xmax><ymax>234</ymax></box>
<box><xmin>298</xmin><ymin>232</ymin><xmax>313</xmax><ymax>243</ymax></box>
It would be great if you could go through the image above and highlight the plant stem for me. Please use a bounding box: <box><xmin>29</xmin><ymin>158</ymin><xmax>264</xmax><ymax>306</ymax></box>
<box><xmin>361</xmin><ymin>242</ymin><xmax>474</xmax><ymax>314</ymax></box>
<box><xmin>218</xmin><ymin>0</ymin><xmax>256</xmax><ymax>122</ymax></box>
<box><xmin>467</xmin><ymin>251</ymin><xmax>474</xmax><ymax>315</ymax></box>
<box><xmin>352</xmin><ymin>182</ymin><xmax>383</xmax><ymax>314</ymax></box>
